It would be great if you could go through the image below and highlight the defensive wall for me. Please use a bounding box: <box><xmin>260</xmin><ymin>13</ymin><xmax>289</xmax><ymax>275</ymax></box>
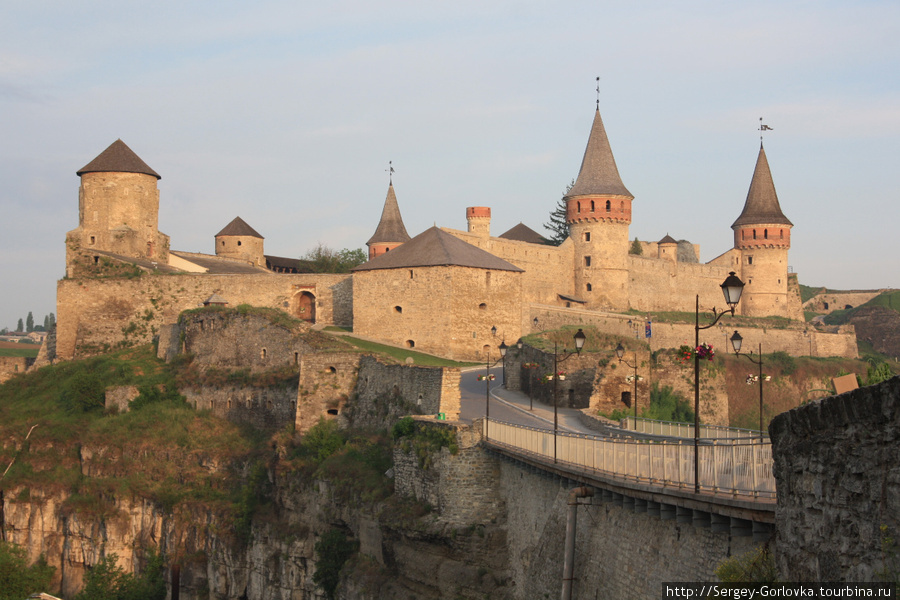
<box><xmin>394</xmin><ymin>418</ymin><xmax>763</xmax><ymax>599</ymax></box>
<box><xmin>55</xmin><ymin>272</ymin><xmax>353</xmax><ymax>361</ymax></box>
<box><xmin>770</xmin><ymin>375</ymin><xmax>900</xmax><ymax>581</ymax></box>
<box><xmin>803</xmin><ymin>290</ymin><xmax>885</xmax><ymax>314</ymax></box>
<box><xmin>529</xmin><ymin>304</ymin><xmax>857</xmax><ymax>358</ymax></box>
<box><xmin>0</xmin><ymin>356</ymin><xmax>34</xmax><ymax>384</ymax></box>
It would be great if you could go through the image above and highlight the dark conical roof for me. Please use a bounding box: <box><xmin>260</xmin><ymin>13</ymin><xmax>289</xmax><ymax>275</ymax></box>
<box><xmin>367</xmin><ymin>184</ymin><xmax>411</xmax><ymax>246</ymax></box>
<box><xmin>565</xmin><ymin>109</ymin><xmax>632</xmax><ymax>199</ymax></box>
<box><xmin>658</xmin><ymin>234</ymin><xmax>677</xmax><ymax>244</ymax></box>
<box><xmin>77</xmin><ymin>139</ymin><xmax>161</xmax><ymax>179</ymax></box>
<box><xmin>215</xmin><ymin>216</ymin><xmax>264</xmax><ymax>238</ymax></box>
<box><xmin>353</xmin><ymin>227</ymin><xmax>523</xmax><ymax>272</ymax></box>
<box><xmin>732</xmin><ymin>145</ymin><xmax>792</xmax><ymax>228</ymax></box>
<box><xmin>499</xmin><ymin>223</ymin><xmax>547</xmax><ymax>244</ymax></box>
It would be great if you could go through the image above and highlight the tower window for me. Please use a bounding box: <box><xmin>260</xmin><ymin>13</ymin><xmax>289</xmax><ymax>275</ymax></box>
<box><xmin>780</xmin><ymin>229</ymin><xmax>784</xmax><ymax>239</ymax></box>
<box><xmin>586</xmin><ymin>283</ymin><xmax>592</xmax><ymax>291</ymax></box>
<box><xmin>261</xmin><ymin>348</ymin><xmax>267</xmax><ymax>359</ymax></box>
<box><xmin>221</xmin><ymin>240</ymin><xmax>225</xmax><ymax>246</ymax></box>
<box><xmin>753</xmin><ymin>230</ymin><xmax>757</xmax><ymax>240</ymax></box>
<box><xmin>590</xmin><ymin>200</ymin><xmax>595</xmax><ymax>211</ymax></box>
<box><xmin>584</xmin><ymin>256</ymin><xmax>591</xmax><ymax>267</ymax></box>
<box><xmin>479</xmin><ymin>303</ymin><xmax>487</xmax><ymax>310</ymax></box>
<box><xmin>406</xmin><ymin>340</ymin><xmax>415</xmax><ymax>348</ymax></box>
<box><xmin>410</xmin><ymin>269</ymin><xmax>414</xmax><ymax>279</ymax></box>
<box><xmin>748</xmin><ymin>256</ymin><xmax>753</xmax><ymax>265</ymax></box>
<box><xmin>89</xmin><ymin>236</ymin><xmax>96</xmax><ymax>245</ymax></box>
<box><xmin>577</xmin><ymin>201</ymin><xmax>581</xmax><ymax>213</ymax></box>
<box><xmin>584</xmin><ymin>232</ymin><xmax>591</xmax><ymax>242</ymax></box>
<box><xmin>394</xmin><ymin>306</ymin><xmax>402</xmax><ymax>314</ymax></box>
<box><xmin>764</xmin><ymin>229</ymin><xmax>768</xmax><ymax>239</ymax></box>
<box><xmin>605</xmin><ymin>200</ymin><xmax>611</xmax><ymax>212</ymax></box>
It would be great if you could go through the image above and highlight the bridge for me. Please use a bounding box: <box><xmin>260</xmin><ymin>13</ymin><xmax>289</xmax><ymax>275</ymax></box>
<box><xmin>482</xmin><ymin>416</ymin><xmax>776</xmax><ymax>540</ymax></box>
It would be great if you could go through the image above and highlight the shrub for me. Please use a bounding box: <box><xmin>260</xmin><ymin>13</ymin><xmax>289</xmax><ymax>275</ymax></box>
<box><xmin>300</xmin><ymin>417</ymin><xmax>345</xmax><ymax>462</ymax></box>
<box><xmin>314</xmin><ymin>528</ymin><xmax>358</xmax><ymax>599</ymax></box>
<box><xmin>59</xmin><ymin>371</ymin><xmax>106</xmax><ymax>413</ymax></box>
<box><xmin>73</xmin><ymin>550</ymin><xmax>166</xmax><ymax>600</ymax></box>
<box><xmin>0</xmin><ymin>541</ymin><xmax>55</xmax><ymax>600</ymax></box>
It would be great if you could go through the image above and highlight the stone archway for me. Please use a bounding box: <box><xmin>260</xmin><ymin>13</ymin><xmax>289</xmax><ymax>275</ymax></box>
<box><xmin>292</xmin><ymin>291</ymin><xmax>316</xmax><ymax>323</ymax></box>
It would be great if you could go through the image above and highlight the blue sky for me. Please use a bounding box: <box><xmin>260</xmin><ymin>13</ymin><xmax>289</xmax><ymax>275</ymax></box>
<box><xmin>2</xmin><ymin>0</ymin><xmax>898</xmax><ymax>330</ymax></box>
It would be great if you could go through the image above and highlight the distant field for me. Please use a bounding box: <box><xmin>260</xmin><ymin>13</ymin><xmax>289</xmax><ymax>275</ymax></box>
<box><xmin>0</xmin><ymin>342</ymin><xmax>40</xmax><ymax>357</ymax></box>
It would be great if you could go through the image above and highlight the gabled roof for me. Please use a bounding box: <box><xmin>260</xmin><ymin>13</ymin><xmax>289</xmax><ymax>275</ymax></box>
<box><xmin>565</xmin><ymin>109</ymin><xmax>632</xmax><ymax>199</ymax></box>
<box><xmin>499</xmin><ymin>223</ymin><xmax>547</xmax><ymax>244</ymax></box>
<box><xmin>353</xmin><ymin>226</ymin><xmax>523</xmax><ymax>272</ymax></box>
<box><xmin>367</xmin><ymin>184</ymin><xmax>411</xmax><ymax>246</ymax></box>
<box><xmin>77</xmin><ymin>139</ymin><xmax>161</xmax><ymax>179</ymax></box>
<box><xmin>732</xmin><ymin>144</ymin><xmax>793</xmax><ymax>229</ymax></box>
<box><xmin>203</xmin><ymin>294</ymin><xmax>229</xmax><ymax>306</ymax></box>
<box><xmin>216</xmin><ymin>216</ymin><xmax>264</xmax><ymax>238</ymax></box>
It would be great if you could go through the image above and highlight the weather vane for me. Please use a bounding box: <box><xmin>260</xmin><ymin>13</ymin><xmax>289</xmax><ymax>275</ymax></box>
<box><xmin>386</xmin><ymin>160</ymin><xmax>395</xmax><ymax>185</ymax></box>
<box><xmin>596</xmin><ymin>76</ymin><xmax>600</xmax><ymax>109</ymax></box>
<box><xmin>759</xmin><ymin>117</ymin><xmax>773</xmax><ymax>144</ymax></box>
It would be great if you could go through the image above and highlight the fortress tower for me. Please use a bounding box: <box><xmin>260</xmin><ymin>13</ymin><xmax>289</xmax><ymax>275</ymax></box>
<box><xmin>366</xmin><ymin>183</ymin><xmax>411</xmax><ymax>260</ymax></box>
<box><xmin>732</xmin><ymin>143</ymin><xmax>794</xmax><ymax>317</ymax></box>
<box><xmin>565</xmin><ymin>108</ymin><xmax>634</xmax><ymax>309</ymax></box>
<box><xmin>66</xmin><ymin>140</ymin><xmax>169</xmax><ymax>276</ymax></box>
<box><xmin>215</xmin><ymin>217</ymin><xmax>265</xmax><ymax>266</ymax></box>
<box><xmin>466</xmin><ymin>207</ymin><xmax>491</xmax><ymax>238</ymax></box>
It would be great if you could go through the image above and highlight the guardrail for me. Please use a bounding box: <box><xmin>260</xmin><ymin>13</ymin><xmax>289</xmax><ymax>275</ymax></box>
<box><xmin>621</xmin><ymin>416</ymin><xmax>767</xmax><ymax>440</ymax></box>
<box><xmin>486</xmin><ymin>419</ymin><xmax>775</xmax><ymax>499</ymax></box>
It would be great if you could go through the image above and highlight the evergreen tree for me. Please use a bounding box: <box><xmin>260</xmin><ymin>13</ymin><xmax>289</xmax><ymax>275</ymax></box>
<box><xmin>25</xmin><ymin>312</ymin><xmax>33</xmax><ymax>333</ymax></box>
<box><xmin>43</xmin><ymin>315</ymin><xmax>49</xmax><ymax>330</ymax></box>
<box><xmin>543</xmin><ymin>180</ymin><xmax>574</xmax><ymax>246</ymax></box>
<box><xmin>16</xmin><ymin>318</ymin><xmax>23</xmax><ymax>332</ymax></box>
<box><xmin>629</xmin><ymin>237</ymin><xmax>643</xmax><ymax>255</ymax></box>
<box><xmin>49</xmin><ymin>313</ymin><xmax>56</xmax><ymax>328</ymax></box>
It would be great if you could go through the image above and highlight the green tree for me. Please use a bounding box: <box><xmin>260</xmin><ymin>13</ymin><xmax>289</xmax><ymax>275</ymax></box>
<box><xmin>25</xmin><ymin>312</ymin><xmax>34</xmax><ymax>332</ymax></box>
<box><xmin>43</xmin><ymin>315</ymin><xmax>50</xmax><ymax>330</ymax></box>
<box><xmin>313</xmin><ymin>528</ymin><xmax>358</xmax><ymax>599</ymax></box>
<box><xmin>629</xmin><ymin>237</ymin><xmax>643</xmax><ymax>255</ymax></box>
<box><xmin>543</xmin><ymin>180</ymin><xmax>573</xmax><ymax>246</ymax></box>
<box><xmin>16</xmin><ymin>318</ymin><xmax>23</xmax><ymax>332</ymax></box>
<box><xmin>0</xmin><ymin>540</ymin><xmax>55</xmax><ymax>600</ymax></box>
<box><xmin>73</xmin><ymin>551</ymin><xmax>165</xmax><ymax>600</ymax></box>
<box><xmin>301</xmin><ymin>244</ymin><xmax>367</xmax><ymax>273</ymax></box>
<box><xmin>59</xmin><ymin>371</ymin><xmax>106</xmax><ymax>413</ymax></box>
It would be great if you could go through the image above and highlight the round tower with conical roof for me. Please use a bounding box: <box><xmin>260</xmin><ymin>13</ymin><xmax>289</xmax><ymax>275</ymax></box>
<box><xmin>732</xmin><ymin>143</ymin><xmax>793</xmax><ymax>317</ymax></box>
<box><xmin>66</xmin><ymin>139</ymin><xmax>170</xmax><ymax>276</ymax></box>
<box><xmin>215</xmin><ymin>216</ymin><xmax>265</xmax><ymax>266</ymax></box>
<box><xmin>564</xmin><ymin>108</ymin><xmax>634</xmax><ymax>309</ymax></box>
<box><xmin>367</xmin><ymin>183</ymin><xmax>411</xmax><ymax>260</ymax></box>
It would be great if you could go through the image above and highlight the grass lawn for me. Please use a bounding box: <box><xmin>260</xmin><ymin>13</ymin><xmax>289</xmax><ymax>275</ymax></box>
<box><xmin>0</xmin><ymin>346</ymin><xmax>40</xmax><ymax>358</ymax></box>
<box><xmin>337</xmin><ymin>336</ymin><xmax>477</xmax><ymax>367</ymax></box>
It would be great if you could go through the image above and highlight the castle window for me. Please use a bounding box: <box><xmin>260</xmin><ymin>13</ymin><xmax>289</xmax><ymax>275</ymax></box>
<box><xmin>328</xmin><ymin>366</ymin><xmax>336</xmax><ymax>374</ymax></box>
<box><xmin>753</xmin><ymin>230</ymin><xmax>757</xmax><ymax>240</ymax></box>
<box><xmin>620</xmin><ymin>201</ymin><xmax>624</xmax><ymax>211</ymax></box>
<box><xmin>394</xmin><ymin>306</ymin><xmax>402</xmax><ymax>314</ymax></box>
<box><xmin>237</xmin><ymin>240</ymin><xmax>242</xmax><ymax>246</ymax></box>
<box><xmin>93</xmin><ymin>256</ymin><xmax>100</xmax><ymax>264</ymax></box>
<box><xmin>577</xmin><ymin>201</ymin><xmax>581</xmax><ymax>213</ymax></box>
<box><xmin>605</xmin><ymin>200</ymin><xmax>611</xmax><ymax>212</ymax></box>
<box><xmin>261</xmin><ymin>348</ymin><xmax>267</xmax><ymax>359</ymax></box>
<box><xmin>748</xmin><ymin>256</ymin><xmax>753</xmax><ymax>265</ymax></box>
<box><xmin>764</xmin><ymin>229</ymin><xmax>768</xmax><ymax>239</ymax></box>
<box><xmin>584</xmin><ymin>256</ymin><xmax>591</xmax><ymax>267</ymax></box>
<box><xmin>406</xmin><ymin>340</ymin><xmax>415</xmax><ymax>348</ymax></box>
<box><xmin>410</xmin><ymin>270</ymin><xmax>414</xmax><ymax>279</ymax></box>
<box><xmin>294</xmin><ymin>352</ymin><xmax>299</xmax><ymax>365</ymax></box>
<box><xmin>327</xmin><ymin>409</ymin><xmax>339</xmax><ymax>415</ymax></box>
<box><xmin>741</xmin><ymin>231</ymin><xmax>745</xmax><ymax>240</ymax></box>
<box><xmin>584</xmin><ymin>232</ymin><xmax>591</xmax><ymax>242</ymax></box>
<box><xmin>486</xmin><ymin>272</ymin><xmax>491</xmax><ymax>286</ymax></box>
<box><xmin>780</xmin><ymin>229</ymin><xmax>784</xmax><ymax>239</ymax></box>
<box><xmin>586</xmin><ymin>283</ymin><xmax>592</xmax><ymax>292</ymax></box>
<box><xmin>221</xmin><ymin>240</ymin><xmax>225</xmax><ymax>246</ymax></box>
<box><xmin>89</xmin><ymin>236</ymin><xmax>95</xmax><ymax>245</ymax></box>
<box><xmin>590</xmin><ymin>200</ymin><xmax>595</xmax><ymax>211</ymax></box>
<box><xmin>479</xmin><ymin>303</ymin><xmax>487</xmax><ymax>310</ymax></box>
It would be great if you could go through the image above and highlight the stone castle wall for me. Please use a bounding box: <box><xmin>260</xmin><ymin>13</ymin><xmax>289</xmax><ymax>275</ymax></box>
<box><xmin>185</xmin><ymin>385</ymin><xmax>298</xmax><ymax>431</ymax></box>
<box><xmin>803</xmin><ymin>290</ymin><xmax>885</xmax><ymax>314</ymax></box>
<box><xmin>770</xmin><ymin>376</ymin><xmax>900</xmax><ymax>581</ymax></box>
<box><xmin>352</xmin><ymin>265</ymin><xmax>522</xmax><ymax>362</ymax></box>
<box><xmin>56</xmin><ymin>272</ymin><xmax>353</xmax><ymax>360</ymax></box>
<box><xmin>529</xmin><ymin>304</ymin><xmax>857</xmax><ymax>358</ymax></box>
<box><xmin>297</xmin><ymin>352</ymin><xmax>361</xmax><ymax>432</ymax></box>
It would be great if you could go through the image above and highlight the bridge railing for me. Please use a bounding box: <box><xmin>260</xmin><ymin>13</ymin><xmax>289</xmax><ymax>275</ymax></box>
<box><xmin>620</xmin><ymin>416</ymin><xmax>767</xmax><ymax>440</ymax></box>
<box><xmin>486</xmin><ymin>419</ymin><xmax>775</xmax><ymax>499</ymax></box>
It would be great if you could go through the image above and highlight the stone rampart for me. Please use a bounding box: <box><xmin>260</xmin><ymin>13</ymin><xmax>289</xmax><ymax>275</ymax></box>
<box><xmin>297</xmin><ymin>352</ymin><xmax>361</xmax><ymax>432</ymax></box>
<box><xmin>803</xmin><ymin>290</ymin><xmax>884</xmax><ymax>314</ymax></box>
<box><xmin>184</xmin><ymin>385</ymin><xmax>298</xmax><ymax>431</ymax></box>
<box><xmin>770</xmin><ymin>376</ymin><xmax>900</xmax><ymax>582</ymax></box>
<box><xmin>55</xmin><ymin>272</ymin><xmax>353</xmax><ymax>361</ymax></box>
<box><xmin>0</xmin><ymin>356</ymin><xmax>33</xmax><ymax>383</ymax></box>
<box><xmin>529</xmin><ymin>304</ymin><xmax>857</xmax><ymax>358</ymax></box>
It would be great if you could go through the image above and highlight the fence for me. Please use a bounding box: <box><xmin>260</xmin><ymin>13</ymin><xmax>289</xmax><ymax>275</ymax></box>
<box><xmin>487</xmin><ymin>419</ymin><xmax>775</xmax><ymax>499</ymax></box>
<box><xmin>621</xmin><ymin>416</ymin><xmax>767</xmax><ymax>440</ymax></box>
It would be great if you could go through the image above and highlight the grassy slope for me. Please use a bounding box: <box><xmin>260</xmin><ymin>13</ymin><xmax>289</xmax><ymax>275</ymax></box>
<box><xmin>824</xmin><ymin>290</ymin><xmax>900</xmax><ymax>325</ymax></box>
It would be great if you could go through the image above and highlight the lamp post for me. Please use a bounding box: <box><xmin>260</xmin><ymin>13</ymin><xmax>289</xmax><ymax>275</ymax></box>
<box><xmin>615</xmin><ymin>343</ymin><xmax>640</xmax><ymax>429</ymax></box>
<box><xmin>482</xmin><ymin>338</ymin><xmax>508</xmax><ymax>441</ymax></box>
<box><xmin>693</xmin><ymin>272</ymin><xmax>744</xmax><ymax>493</ymax></box>
<box><xmin>551</xmin><ymin>329</ymin><xmax>587</xmax><ymax>463</ymax></box>
<box><xmin>729</xmin><ymin>331</ymin><xmax>768</xmax><ymax>435</ymax></box>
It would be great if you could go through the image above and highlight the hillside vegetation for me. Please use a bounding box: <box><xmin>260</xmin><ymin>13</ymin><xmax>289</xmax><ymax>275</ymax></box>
<box><xmin>824</xmin><ymin>291</ymin><xmax>900</xmax><ymax>360</ymax></box>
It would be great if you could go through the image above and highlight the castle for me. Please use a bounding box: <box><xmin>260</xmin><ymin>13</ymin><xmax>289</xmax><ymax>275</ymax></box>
<box><xmin>52</xmin><ymin>104</ymin><xmax>855</xmax><ymax>364</ymax></box>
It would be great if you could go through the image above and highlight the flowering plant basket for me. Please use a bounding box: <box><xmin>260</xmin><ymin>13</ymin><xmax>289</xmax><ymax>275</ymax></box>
<box><xmin>556</xmin><ymin>372</ymin><xmax>567</xmax><ymax>380</ymax></box>
<box><xmin>626</xmin><ymin>374</ymin><xmax>644</xmax><ymax>383</ymax></box>
<box><xmin>746</xmin><ymin>374</ymin><xmax>772</xmax><ymax>385</ymax></box>
<box><xmin>677</xmin><ymin>345</ymin><xmax>694</xmax><ymax>364</ymax></box>
<box><xmin>695</xmin><ymin>343</ymin><xmax>715</xmax><ymax>361</ymax></box>
<box><xmin>541</xmin><ymin>374</ymin><xmax>555</xmax><ymax>383</ymax></box>
<box><xmin>477</xmin><ymin>374</ymin><xmax>496</xmax><ymax>381</ymax></box>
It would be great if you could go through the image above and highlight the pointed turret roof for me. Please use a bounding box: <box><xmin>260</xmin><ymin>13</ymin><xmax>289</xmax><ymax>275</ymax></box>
<box><xmin>215</xmin><ymin>216</ymin><xmax>264</xmax><ymax>238</ymax></box>
<box><xmin>565</xmin><ymin>109</ymin><xmax>632</xmax><ymax>199</ymax></box>
<box><xmin>353</xmin><ymin>227</ymin><xmax>523</xmax><ymax>272</ymax></box>
<box><xmin>658</xmin><ymin>234</ymin><xmax>677</xmax><ymax>244</ymax></box>
<box><xmin>77</xmin><ymin>139</ymin><xmax>161</xmax><ymax>179</ymax></box>
<box><xmin>732</xmin><ymin>145</ymin><xmax>792</xmax><ymax>228</ymax></box>
<box><xmin>367</xmin><ymin>184</ymin><xmax>411</xmax><ymax>246</ymax></box>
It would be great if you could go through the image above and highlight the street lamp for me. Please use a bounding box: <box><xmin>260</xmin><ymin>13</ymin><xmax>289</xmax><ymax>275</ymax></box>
<box><xmin>615</xmin><ymin>343</ymin><xmax>640</xmax><ymax>429</ymax></box>
<box><xmin>551</xmin><ymin>329</ymin><xmax>587</xmax><ymax>463</ymax></box>
<box><xmin>482</xmin><ymin>338</ymin><xmax>508</xmax><ymax>440</ymax></box>
<box><xmin>693</xmin><ymin>272</ymin><xmax>744</xmax><ymax>492</ymax></box>
<box><xmin>729</xmin><ymin>331</ymin><xmax>769</xmax><ymax>435</ymax></box>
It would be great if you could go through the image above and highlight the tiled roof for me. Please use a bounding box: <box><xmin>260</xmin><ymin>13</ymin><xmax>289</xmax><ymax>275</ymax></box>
<box><xmin>77</xmin><ymin>139</ymin><xmax>161</xmax><ymax>179</ymax></box>
<box><xmin>169</xmin><ymin>251</ymin><xmax>270</xmax><ymax>274</ymax></box>
<box><xmin>367</xmin><ymin>184</ymin><xmax>411</xmax><ymax>246</ymax></box>
<box><xmin>565</xmin><ymin>109</ymin><xmax>632</xmax><ymax>199</ymax></box>
<box><xmin>659</xmin><ymin>234</ymin><xmax>677</xmax><ymax>244</ymax></box>
<box><xmin>353</xmin><ymin>226</ymin><xmax>523</xmax><ymax>272</ymax></box>
<box><xmin>215</xmin><ymin>216</ymin><xmax>264</xmax><ymax>238</ymax></box>
<box><xmin>499</xmin><ymin>223</ymin><xmax>547</xmax><ymax>244</ymax></box>
<box><xmin>732</xmin><ymin>145</ymin><xmax>793</xmax><ymax>228</ymax></box>
<box><xmin>265</xmin><ymin>255</ymin><xmax>317</xmax><ymax>273</ymax></box>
